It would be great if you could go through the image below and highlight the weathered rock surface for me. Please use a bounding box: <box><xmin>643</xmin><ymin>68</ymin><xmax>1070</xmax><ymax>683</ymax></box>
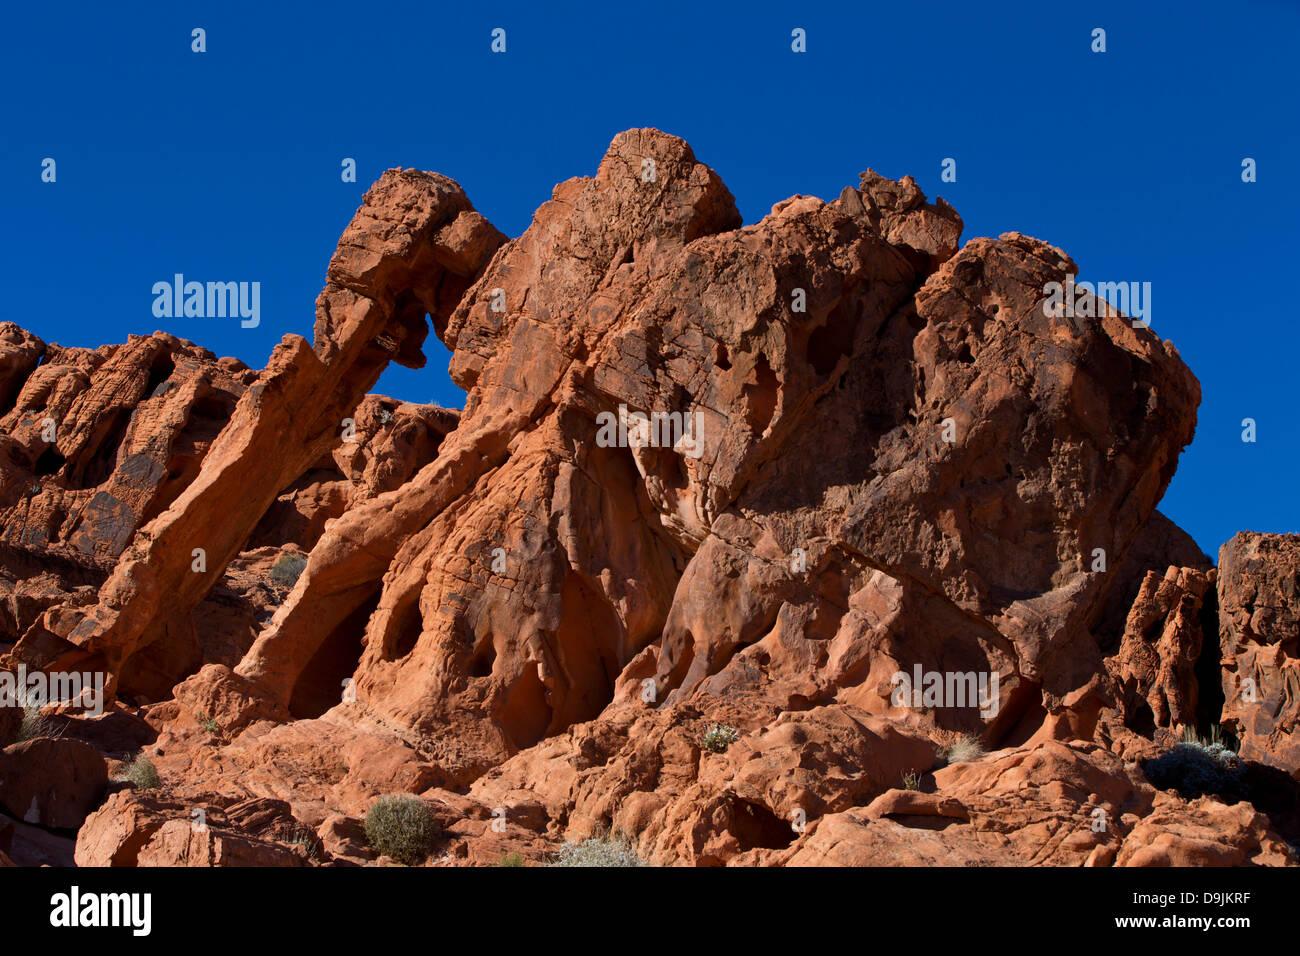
<box><xmin>0</xmin><ymin>332</ymin><xmax>253</xmax><ymax>560</ymax></box>
<box><xmin>0</xmin><ymin>737</ymin><xmax>107</xmax><ymax>829</ymax></box>
<box><xmin>781</xmin><ymin>741</ymin><xmax>1292</xmax><ymax>867</ymax></box>
<box><xmin>1218</xmin><ymin>533</ymin><xmax>1300</xmax><ymax>776</ymax></box>
<box><xmin>7</xmin><ymin>169</ymin><xmax>501</xmax><ymax>700</ymax></box>
<box><xmin>0</xmin><ymin>324</ymin><xmax>46</xmax><ymax>416</ymax></box>
<box><xmin>1</xmin><ymin>128</ymin><xmax>1295</xmax><ymax>867</ymax></box>
<box><xmin>1106</xmin><ymin>565</ymin><xmax>1215</xmax><ymax>733</ymax></box>
<box><xmin>75</xmin><ymin>790</ymin><xmax>313</xmax><ymax>866</ymax></box>
<box><xmin>207</xmin><ymin>130</ymin><xmax>1200</xmax><ymax>800</ymax></box>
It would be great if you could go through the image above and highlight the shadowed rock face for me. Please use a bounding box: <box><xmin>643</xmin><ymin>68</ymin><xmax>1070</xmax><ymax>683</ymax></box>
<box><xmin>3</xmin><ymin>128</ymin><xmax>1296</xmax><ymax>868</ymax></box>
<box><xmin>5</xmin><ymin>169</ymin><xmax>502</xmax><ymax>701</ymax></box>
<box><xmin>0</xmin><ymin>331</ymin><xmax>254</xmax><ymax>560</ymax></box>
<box><xmin>1218</xmin><ymin>533</ymin><xmax>1300</xmax><ymax>775</ymax></box>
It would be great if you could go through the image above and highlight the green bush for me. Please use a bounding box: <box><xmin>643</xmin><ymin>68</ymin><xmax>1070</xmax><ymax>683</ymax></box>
<box><xmin>269</xmin><ymin>552</ymin><xmax>308</xmax><ymax>588</ymax></box>
<box><xmin>494</xmin><ymin>851</ymin><xmax>525</xmax><ymax>867</ymax></box>
<box><xmin>938</xmin><ymin>734</ymin><xmax>985</xmax><ymax>765</ymax></box>
<box><xmin>122</xmin><ymin>755</ymin><xmax>160</xmax><ymax>789</ymax></box>
<box><xmin>1143</xmin><ymin>740</ymin><xmax>1245</xmax><ymax>799</ymax></box>
<box><xmin>364</xmin><ymin>795</ymin><xmax>438</xmax><ymax>866</ymax></box>
<box><xmin>11</xmin><ymin>694</ymin><xmax>64</xmax><ymax>743</ymax></box>
<box><xmin>700</xmin><ymin>724</ymin><xmax>740</xmax><ymax>754</ymax></box>
<box><xmin>548</xmin><ymin>832</ymin><xmax>646</xmax><ymax>867</ymax></box>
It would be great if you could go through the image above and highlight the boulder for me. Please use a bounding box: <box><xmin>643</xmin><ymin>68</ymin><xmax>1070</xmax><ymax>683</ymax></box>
<box><xmin>0</xmin><ymin>736</ymin><xmax>107</xmax><ymax>828</ymax></box>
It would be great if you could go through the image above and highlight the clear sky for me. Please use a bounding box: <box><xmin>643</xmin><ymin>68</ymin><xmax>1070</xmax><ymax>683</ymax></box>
<box><xmin>3</xmin><ymin>0</ymin><xmax>1296</xmax><ymax>558</ymax></box>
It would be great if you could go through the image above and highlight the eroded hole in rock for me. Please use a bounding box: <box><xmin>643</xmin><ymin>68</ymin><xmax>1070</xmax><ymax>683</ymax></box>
<box><xmin>992</xmin><ymin>680</ymin><xmax>1048</xmax><ymax>748</ymax></box>
<box><xmin>145</xmin><ymin>352</ymin><xmax>176</xmax><ymax>397</ymax></box>
<box><xmin>384</xmin><ymin>594</ymin><xmax>424</xmax><ymax>661</ymax></box>
<box><xmin>806</xmin><ymin>296</ymin><xmax>860</xmax><ymax>377</ymax></box>
<box><xmin>288</xmin><ymin>587</ymin><xmax>380</xmax><ymax>720</ymax></box>
<box><xmin>498</xmin><ymin>660</ymin><xmax>553</xmax><ymax>749</ymax></box>
<box><xmin>1194</xmin><ymin>585</ymin><xmax>1226</xmax><ymax>739</ymax></box>
<box><xmin>33</xmin><ymin>445</ymin><xmax>65</xmax><ymax>477</ymax></box>
<box><xmin>386</xmin><ymin>291</ymin><xmax>434</xmax><ymax>368</ymax></box>
<box><xmin>742</xmin><ymin>354</ymin><xmax>779</xmax><ymax>438</ymax></box>
<box><xmin>247</xmin><ymin>464</ymin><xmax>348</xmax><ymax>550</ymax></box>
<box><xmin>77</xmin><ymin>406</ymin><xmax>134</xmax><ymax>488</ymax></box>
<box><xmin>469</xmin><ymin>634</ymin><xmax>497</xmax><ymax>678</ymax></box>
<box><xmin>886</xmin><ymin>813</ymin><xmax>961</xmax><ymax>832</ymax></box>
<box><xmin>190</xmin><ymin>392</ymin><xmax>234</xmax><ymax>422</ymax></box>
<box><xmin>1129</xmin><ymin>700</ymin><xmax>1157</xmax><ymax>738</ymax></box>
<box><xmin>726</xmin><ymin>796</ymin><xmax>795</xmax><ymax>851</ymax></box>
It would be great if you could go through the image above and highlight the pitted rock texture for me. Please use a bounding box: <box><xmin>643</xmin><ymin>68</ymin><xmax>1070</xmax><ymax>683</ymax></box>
<box><xmin>1218</xmin><ymin>533</ymin><xmax>1300</xmax><ymax>776</ymax></box>
<box><xmin>7</xmin><ymin>169</ymin><xmax>502</xmax><ymax>701</ymax></box>
<box><xmin>1106</xmin><ymin>565</ymin><xmax>1215</xmax><ymax>733</ymax></box>
<box><xmin>1</xmin><ymin>128</ymin><xmax>1295</xmax><ymax>868</ymax></box>
<box><xmin>0</xmin><ymin>332</ymin><xmax>252</xmax><ymax>560</ymax></box>
<box><xmin>213</xmin><ymin>130</ymin><xmax>1199</xmax><ymax>798</ymax></box>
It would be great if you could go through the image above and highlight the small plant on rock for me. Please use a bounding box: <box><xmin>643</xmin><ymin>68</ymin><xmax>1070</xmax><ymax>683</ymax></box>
<box><xmin>1143</xmin><ymin>733</ymin><xmax>1246</xmax><ymax>800</ymax></box>
<box><xmin>12</xmin><ymin>690</ymin><xmax>64</xmax><ymax>743</ymax></box>
<box><xmin>901</xmin><ymin>770</ymin><xmax>922</xmax><ymax>791</ymax></box>
<box><xmin>364</xmin><ymin>794</ymin><xmax>438</xmax><ymax>866</ymax></box>
<box><xmin>494</xmin><ymin>851</ymin><xmax>525</xmax><ymax>867</ymax></box>
<box><xmin>122</xmin><ymin>755</ymin><xmax>160</xmax><ymax>790</ymax></box>
<box><xmin>937</xmin><ymin>733</ymin><xmax>985</xmax><ymax>765</ymax></box>
<box><xmin>269</xmin><ymin>552</ymin><xmax>308</xmax><ymax>588</ymax></box>
<box><xmin>701</xmin><ymin>724</ymin><xmax>740</xmax><ymax>754</ymax></box>
<box><xmin>1180</xmin><ymin>723</ymin><xmax>1234</xmax><ymax>750</ymax></box>
<box><xmin>548</xmin><ymin>831</ymin><xmax>646</xmax><ymax>867</ymax></box>
<box><xmin>288</xmin><ymin>826</ymin><xmax>323</xmax><ymax>863</ymax></box>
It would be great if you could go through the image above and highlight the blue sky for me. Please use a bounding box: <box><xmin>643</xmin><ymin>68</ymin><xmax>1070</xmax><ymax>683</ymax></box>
<box><xmin>3</xmin><ymin>0</ymin><xmax>1296</xmax><ymax>557</ymax></box>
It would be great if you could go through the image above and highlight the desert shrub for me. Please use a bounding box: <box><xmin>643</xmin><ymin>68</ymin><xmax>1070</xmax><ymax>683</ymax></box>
<box><xmin>494</xmin><ymin>851</ymin><xmax>525</xmax><ymax>867</ymax></box>
<box><xmin>901</xmin><ymin>770</ymin><xmax>922</xmax><ymax>791</ymax></box>
<box><xmin>10</xmin><ymin>690</ymin><xmax>64</xmax><ymax>743</ymax></box>
<box><xmin>700</xmin><ymin>724</ymin><xmax>740</xmax><ymax>754</ymax></box>
<box><xmin>269</xmin><ymin>552</ymin><xmax>308</xmax><ymax>588</ymax></box>
<box><xmin>937</xmin><ymin>734</ymin><xmax>985</xmax><ymax>765</ymax></box>
<box><xmin>548</xmin><ymin>832</ymin><xmax>646</xmax><ymax>867</ymax></box>
<box><xmin>364</xmin><ymin>795</ymin><xmax>438</xmax><ymax>865</ymax></box>
<box><xmin>191</xmin><ymin>711</ymin><xmax>221</xmax><ymax>736</ymax></box>
<box><xmin>1142</xmin><ymin>740</ymin><xmax>1246</xmax><ymax>799</ymax></box>
<box><xmin>122</xmin><ymin>755</ymin><xmax>160</xmax><ymax>789</ymax></box>
<box><xmin>288</xmin><ymin>826</ymin><xmax>323</xmax><ymax>862</ymax></box>
<box><xmin>1181</xmin><ymin>724</ymin><xmax>1235</xmax><ymax>750</ymax></box>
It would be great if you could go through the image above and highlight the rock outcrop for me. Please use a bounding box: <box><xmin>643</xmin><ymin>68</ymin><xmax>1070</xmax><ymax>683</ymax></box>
<box><xmin>1106</xmin><ymin>566</ymin><xmax>1215</xmax><ymax>733</ymax></box>
<box><xmin>6</xmin><ymin>170</ymin><xmax>502</xmax><ymax>701</ymax></box>
<box><xmin>207</xmin><ymin>130</ymin><xmax>1199</xmax><ymax>794</ymax></box>
<box><xmin>1218</xmin><ymin>533</ymin><xmax>1300</xmax><ymax>775</ymax></box>
<box><xmin>1</xmin><ymin>129</ymin><xmax>1296</xmax><ymax>868</ymax></box>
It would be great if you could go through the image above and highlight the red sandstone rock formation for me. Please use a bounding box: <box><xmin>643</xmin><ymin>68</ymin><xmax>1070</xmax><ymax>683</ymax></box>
<box><xmin>0</xmin><ymin>129</ymin><xmax>1296</xmax><ymax>868</ymax></box>
<box><xmin>1218</xmin><ymin>532</ymin><xmax>1300</xmax><ymax>774</ymax></box>
<box><xmin>6</xmin><ymin>170</ymin><xmax>501</xmax><ymax>702</ymax></box>
<box><xmin>1106</xmin><ymin>565</ymin><xmax>1215</xmax><ymax>732</ymax></box>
